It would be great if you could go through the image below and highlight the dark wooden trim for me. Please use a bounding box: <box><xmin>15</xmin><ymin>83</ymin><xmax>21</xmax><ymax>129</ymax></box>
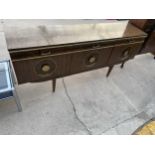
<box><xmin>52</xmin><ymin>79</ymin><xmax>56</xmax><ymax>92</ymax></box>
<box><xmin>120</xmin><ymin>61</ymin><xmax>126</xmax><ymax>69</ymax></box>
<box><xmin>106</xmin><ymin>66</ymin><xmax>114</xmax><ymax>77</ymax></box>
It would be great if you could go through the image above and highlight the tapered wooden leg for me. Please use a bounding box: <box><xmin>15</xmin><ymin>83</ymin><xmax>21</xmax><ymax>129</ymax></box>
<box><xmin>120</xmin><ymin>61</ymin><xmax>125</xmax><ymax>69</ymax></box>
<box><xmin>52</xmin><ymin>79</ymin><xmax>56</xmax><ymax>92</ymax></box>
<box><xmin>106</xmin><ymin>66</ymin><xmax>114</xmax><ymax>77</ymax></box>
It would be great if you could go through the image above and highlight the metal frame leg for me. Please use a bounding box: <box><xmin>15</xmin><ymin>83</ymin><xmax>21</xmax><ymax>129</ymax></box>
<box><xmin>13</xmin><ymin>88</ymin><xmax>22</xmax><ymax>112</ymax></box>
<box><xmin>9</xmin><ymin>61</ymin><xmax>22</xmax><ymax>112</ymax></box>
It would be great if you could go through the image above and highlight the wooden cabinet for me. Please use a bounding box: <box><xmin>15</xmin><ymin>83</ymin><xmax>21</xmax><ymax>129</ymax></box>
<box><xmin>12</xmin><ymin>41</ymin><xmax>144</xmax><ymax>84</ymax></box>
<box><xmin>1</xmin><ymin>20</ymin><xmax>146</xmax><ymax>91</ymax></box>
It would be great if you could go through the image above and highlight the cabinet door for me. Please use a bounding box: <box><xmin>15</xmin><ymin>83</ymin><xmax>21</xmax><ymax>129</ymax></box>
<box><xmin>70</xmin><ymin>46</ymin><xmax>113</xmax><ymax>74</ymax></box>
<box><xmin>13</xmin><ymin>54</ymin><xmax>71</xmax><ymax>84</ymax></box>
<box><xmin>108</xmin><ymin>42</ymin><xmax>143</xmax><ymax>65</ymax></box>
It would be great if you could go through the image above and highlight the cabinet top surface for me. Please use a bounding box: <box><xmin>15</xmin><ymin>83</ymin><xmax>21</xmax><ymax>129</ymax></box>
<box><xmin>0</xmin><ymin>20</ymin><xmax>147</xmax><ymax>50</ymax></box>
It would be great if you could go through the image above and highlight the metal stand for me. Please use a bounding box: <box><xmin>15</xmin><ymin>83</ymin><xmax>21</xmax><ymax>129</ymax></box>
<box><xmin>9</xmin><ymin>61</ymin><xmax>22</xmax><ymax>112</ymax></box>
<box><xmin>13</xmin><ymin>88</ymin><xmax>22</xmax><ymax>112</ymax></box>
<box><xmin>0</xmin><ymin>32</ymin><xmax>22</xmax><ymax>112</ymax></box>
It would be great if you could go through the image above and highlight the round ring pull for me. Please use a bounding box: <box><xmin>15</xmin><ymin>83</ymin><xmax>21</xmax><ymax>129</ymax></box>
<box><xmin>41</xmin><ymin>64</ymin><xmax>50</xmax><ymax>72</ymax></box>
<box><xmin>86</xmin><ymin>54</ymin><xmax>98</xmax><ymax>66</ymax></box>
<box><xmin>123</xmin><ymin>50</ymin><xmax>129</xmax><ymax>57</ymax></box>
<box><xmin>35</xmin><ymin>59</ymin><xmax>56</xmax><ymax>77</ymax></box>
<box><xmin>89</xmin><ymin>56</ymin><xmax>97</xmax><ymax>64</ymax></box>
<box><xmin>122</xmin><ymin>49</ymin><xmax>130</xmax><ymax>60</ymax></box>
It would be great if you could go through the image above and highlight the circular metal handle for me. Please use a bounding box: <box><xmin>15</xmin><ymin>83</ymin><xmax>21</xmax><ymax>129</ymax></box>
<box><xmin>122</xmin><ymin>49</ymin><xmax>130</xmax><ymax>60</ymax></box>
<box><xmin>88</xmin><ymin>56</ymin><xmax>97</xmax><ymax>64</ymax></box>
<box><xmin>41</xmin><ymin>64</ymin><xmax>51</xmax><ymax>72</ymax></box>
<box><xmin>85</xmin><ymin>54</ymin><xmax>98</xmax><ymax>66</ymax></box>
<box><xmin>124</xmin><ymin>50</ymin><xmax>129</xmax><ymax>57</ymax></box>
<box><xmin>88</xmin><ymin>55</ymin><xmax>97</xmax><ymax>65</ymax></box>
<box><xmin>36</xmin><ymin>59</ymin><xmax>56</xmax><ymax>77</ymax></box>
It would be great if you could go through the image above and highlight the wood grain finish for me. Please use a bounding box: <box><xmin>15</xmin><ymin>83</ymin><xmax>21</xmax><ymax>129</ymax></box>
<box><xmin>130</xmin><ymin>20</ymin><xmax>148</xmax><ymax>30</ymax></box>
<box><xmin>0</xmin><ymin>20</ymin><xmax>147</xmax><ymax>87</ymax></box>
<box><xmin>143</xmin><ymin>31</ymin><xmax>155</xmax><ymax>54</ymax></box>
<box><xmin>12</xmin><ymin>40</ymin><xmax>144</xmax><ymax>84</ymax></box>
<box><xmin>108</xmin><ymin>42</ymin><xmax>143</xmax><ymax>65</ymax></box>
<box><xmin>130</xmin><ymin>19</ymin><xmax>155</xmax><ymax>33</ymax></box>
<box><xmin>13</xmin><ymin>54</ymin><xmax>71</xmax><ymax>83</ymax></box>
<box><xmin>69</xmin><ymin>46</ymin><xmax>112</xmax><ymax>74</ymax></box>
<box><xmin>130</xmin><ymin>19</ymin><xmax>155</xmax><ymax>54</ymax></box>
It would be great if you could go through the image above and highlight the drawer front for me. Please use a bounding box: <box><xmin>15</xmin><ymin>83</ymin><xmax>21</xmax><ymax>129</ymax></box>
<box><xmin>108</xmin><ymin>42</ymin><xmax>143</xmax><ymax>65</ymax></box>
<box><xmin>70</xmin><ymin>47</ymin><xmax>112</xmax><ymax>74</ymax></box>
<box><xmin>13</xmin><ymin>54</ymin><xmax>71</xmax><ymax>84</ymax></box>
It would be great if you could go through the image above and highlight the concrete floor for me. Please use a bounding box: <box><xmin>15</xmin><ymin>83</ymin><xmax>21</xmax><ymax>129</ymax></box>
<box><xmin>0</xmin><ymin>53</ymin><xmax>155</xmax><ymax>135</ymax></box>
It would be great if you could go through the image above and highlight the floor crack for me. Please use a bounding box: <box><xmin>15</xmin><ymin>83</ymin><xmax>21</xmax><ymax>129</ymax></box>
<box><xmin>62</xmin><ymin>78</ymin><xmax>92</xmax><ymax>135</ymax></box>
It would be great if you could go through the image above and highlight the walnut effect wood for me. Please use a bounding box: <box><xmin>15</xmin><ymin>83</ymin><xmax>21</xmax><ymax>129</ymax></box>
<box><xmin>0</xmin><ymin>20</ymin><xmax>147</xmax><ymax>92</ymax></box>
<box><xmin>130</xmin><ymin>19</ymin><xmax>155</xmax><ymax>55</ymax></box>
